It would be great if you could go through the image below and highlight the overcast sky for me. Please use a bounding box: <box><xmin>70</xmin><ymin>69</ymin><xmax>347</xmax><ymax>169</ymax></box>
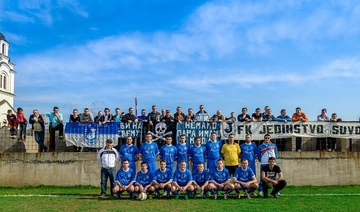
<box><xmin>1</xmin><ymin>0</ymin><xmax>360</xmax><ymax>121</ymax></box>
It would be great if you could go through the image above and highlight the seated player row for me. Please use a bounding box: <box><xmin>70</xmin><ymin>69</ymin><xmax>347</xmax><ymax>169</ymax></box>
<box><xmin>113</xmin><ymin>157</ymin><xmax>286</xmax><ymax>200</ymax></box>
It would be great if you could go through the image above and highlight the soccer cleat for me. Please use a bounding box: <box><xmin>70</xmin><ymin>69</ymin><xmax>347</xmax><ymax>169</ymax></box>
<box><xmin>162</xmin><ymin>191</ymin><xmax>168</xmax><ymax>197</ymax></box>
<box><xmin>213</xmin><ymin>194</ymin><xmax>217</xmax><ymax>200</ymax></box>
<box><xmin>235</xmin><ymin>193</ymin><xmax>241</xmax><ymax>199</ymax></box>
<box><xmin>224</xmin><ymin>194</ymin><xmax>229</xmax><ymax>200</ymax></box>
<box><xmin>271</xmin><ymin>190</ymin><xmax>279</xmax><ymax>198</ymax></box>
<box><xmin>246</xmin><ymin>193</ymin><xmax>251</xmax><ymax>199</ymax></box>
<box><xmin>263</xmin><ymin>192</ymin><xmax>269</xmax><ymax>198</ymax></box>
<box><xmin>258</xmin><ymin>191</ymin><xmax>264</xmax><ymax>197</ymax></box>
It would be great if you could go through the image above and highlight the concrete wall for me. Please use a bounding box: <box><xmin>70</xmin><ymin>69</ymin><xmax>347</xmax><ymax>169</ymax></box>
<box><xmin>0</xmin><ymin>152</ymin><xmax>359</xmax><ymax>187</ymax></box>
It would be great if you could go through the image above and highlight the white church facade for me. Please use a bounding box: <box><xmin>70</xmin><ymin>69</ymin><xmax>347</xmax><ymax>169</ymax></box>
<box><xmin>0</xmin><ymin>32</ymin><xmax>16</xmax><ymax>126</ymax></box>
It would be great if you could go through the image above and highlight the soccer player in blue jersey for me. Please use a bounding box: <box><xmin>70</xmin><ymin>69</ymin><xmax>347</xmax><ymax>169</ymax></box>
<box><xmin>206</xmin><ymin>132</ymin><xmax>222</xmax><ymax>174</ymax></box>
<box><xmin>189</xmin><ymin>136</ymin><xmax>206</xmax><ymax>172</ymax></box>
<box><xmin>192</xmin><ymin>162</ymin><xmax>210</xmax><ymax>198</ymax></box>
<box><xmin>171</xmin><ymin>160</ymin><xmax>194</xmax><ymax>200</ymax></box>
<box><xmin>159</xmin><ymin>135</ymin><xmax>177</xmax><ymax>173</ymax></box>
<box><xmin>119</xmin><ymin>136</ymin><xmax>139</xmax><ymax>172</ymax></box>
<box><xmin>233</xmin><ymin>159</ymin><xmax>258</xmax><ymax>199</ymax></box>
<box><xmin>134</xmin><ymin>162</ymin><xmax>155</xmax><ymax>197</ymax></box>
<box><xmin>153</xmin><ymin>160</ymin><xmax>173</xmax><ymax>197</ymax></box>
<box><xmin>176</xmin><ymin>134</ymin><xmax>190</xmax><ymax>170</ymax></box>
<box><xmin>240</xmin><ymin>134</ymin><xmax>258</xmax><ymax>177</ymax></box>
<box><xmin>139</xmin><ymin>133</ymin><xmax>159</xmax><ymax>175</ymax></box>
<box><xmin>113</xmin><ymin>159</ymin><xmax>136</xmax><ymax>198</ymax></box>
<box><xmin>208</xmin><ymin>159</ymin><xmax>234</xmax><ymax>200</ymax></box>
<box><xmin>258</xmin><ymin>134</ymin><xmax>278</xmax><ymax>196</ymax></box>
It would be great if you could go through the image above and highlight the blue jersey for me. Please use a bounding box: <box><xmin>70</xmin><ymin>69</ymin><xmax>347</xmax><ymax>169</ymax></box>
<box><xmin>173</xmin><ymin>169</ymin><xmax>193</xmax><ymax>187</ymax></box>
<box><xmin>192</xmin><ymin>169</ymin><xmax>209</xmax><ymax>186</ymax></box>
<box><xmin>210</xmin><ymin>168</ymin><xmax>231</xmax><ymax>184</ymax></box>
<box><xmin>240</xmin><ymin>143</ymin><xmax>257</xmax><ymax>162</ymax></box>
<box><xmin>115</xmin><ymin>168</ymin><xmax>136</xmax><ymax>186</ymax></box>
<box><xmin>190</xmin><ymin>145</ymin><xmax>206</xmax><ymax>164</ymax></box>
<box><xmin>233</xmin><ymin>167</ymin><xmax>255</xmax><ymax>182</ymax></box>
<box><xmin>140</xmin><ymin>142</ymin><xmax>159</xmax><ymax>163</ymax></box>
<box><xmin>135</xmin><ymin>170</ymin><xmax>153</xmax><ymax>187</ymax></box>
<box><xmin>153</xmin><ymin>168</ymin><xmax>173</xmax><ymax>183</ymax></box>
<box><xmin>160</xmin><ymin>145</ymin><xmax>177</xmax><ymax>164</ymax></box>
<box><xmin>176</xmin><ymin>143</ymin><xmax>190</xmax><ymax>162</ymax></box>
<box><xmin>120</xmin><ymin>144</ymin><xmax>139</xmax><ymax>162</ymax></box>
<box><xmin>206</xmin><ymin>140</ymin><xmax>222</xmax><ymax>160</ymax></box>
<box><xmin>258</xmin><ymin>142</ymin><xmax>278</xmax><ymax>165</ymax></box>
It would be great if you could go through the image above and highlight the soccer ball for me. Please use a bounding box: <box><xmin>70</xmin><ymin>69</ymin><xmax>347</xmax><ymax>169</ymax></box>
<box><xmin>138</xmin><ymin>192</ymin><xmax>147</xmax><ymax>201</ymax></box>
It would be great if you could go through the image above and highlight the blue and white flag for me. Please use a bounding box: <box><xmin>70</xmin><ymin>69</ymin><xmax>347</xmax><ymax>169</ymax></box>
<box><xmin>65</xmin><ymin>122</ymin><xmax>119</xmax><ymax>147</ymax></box>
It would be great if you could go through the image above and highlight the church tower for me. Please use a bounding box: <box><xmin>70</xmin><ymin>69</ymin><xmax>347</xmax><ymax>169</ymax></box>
<box><xmin>0</xmin><ymin>32</ymin><xmax>16</xmax><ymax>126</ymax></box>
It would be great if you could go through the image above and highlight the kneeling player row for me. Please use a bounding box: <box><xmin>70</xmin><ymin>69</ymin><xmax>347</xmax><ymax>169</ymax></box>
<box><xmin>112</xmin><ymin>157</ymin><xmax>286</xmax><ymax>199</ymax></box>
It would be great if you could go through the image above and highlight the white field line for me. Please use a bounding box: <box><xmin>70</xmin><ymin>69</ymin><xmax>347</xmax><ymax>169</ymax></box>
<box><xmin>0</xmin><ymin>193</ymin><xmax>360</xmax><ymax>197</ymax></box>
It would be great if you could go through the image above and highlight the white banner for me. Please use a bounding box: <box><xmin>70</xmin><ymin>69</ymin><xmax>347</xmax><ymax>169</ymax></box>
<box><xmin>220</xmin><ymin>121</ymin><xmax>360</xmax><ymax>140</ymax></box>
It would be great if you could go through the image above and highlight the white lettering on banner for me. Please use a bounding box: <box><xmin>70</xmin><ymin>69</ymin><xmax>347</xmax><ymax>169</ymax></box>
<box><xmin>220</xmin><ymin>121</ymin><xmax>360</xmax><ymax>140</ymax></box>
<box><xmin>176</xmin><ymin>122</ymin><xmax>221</xmax><ymax>145</ymax></box>
<box><xmin>118</xmin><ymin>122</ymin><xmax>142</xmax><ymax>138</ymax></box>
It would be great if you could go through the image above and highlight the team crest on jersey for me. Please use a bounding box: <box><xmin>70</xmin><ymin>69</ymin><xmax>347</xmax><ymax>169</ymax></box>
<box><xmin>84</xmin><ymin>124</ymin><xmax>97</xmax><ymax>146</ymax></box>
<box><xmin>221</xmin><ymin>122</ymin><xmax>235</xmax><ymax>139</ymax></box>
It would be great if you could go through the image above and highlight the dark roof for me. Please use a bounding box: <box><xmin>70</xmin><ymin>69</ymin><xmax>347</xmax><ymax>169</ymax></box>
<box><xmin>0</xmin><ymin>32</ymin><xmax>6</xmax><ymax>41</ymax></box>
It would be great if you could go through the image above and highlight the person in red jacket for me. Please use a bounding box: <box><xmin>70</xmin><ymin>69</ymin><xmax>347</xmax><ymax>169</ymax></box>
<box><xmin>7</xmin><ymin>109</ymin><xmax>17</xmax><ymax>139</ymax></box>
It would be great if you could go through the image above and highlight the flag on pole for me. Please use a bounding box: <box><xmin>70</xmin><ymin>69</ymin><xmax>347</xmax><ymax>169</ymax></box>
<box><xmin>135</xmin><ymin>97</ymin><xmax>138</xmax><ymax>116</ymax></box>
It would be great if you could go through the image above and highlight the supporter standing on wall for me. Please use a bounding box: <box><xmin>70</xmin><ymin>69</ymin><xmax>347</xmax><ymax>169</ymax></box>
<box><xmin>7</xmin><ymin>109</ymin><xmax>17</xmax><ymax>139</ymax></box>
<box><xmin>29</xmin><ymin>109</ymin><xmax>47</xmax><ymax>152</ymax></box>
<box><xmin>43</xmin><ymin>106</ymin><xmax>64</xmax><ymax>152</ymax></box>
<box><xmin>292</xmin><ymin>107</ymin><xmax>308</xmax><ymax>152</ymax></box>
<box><xmin>16</xmin><ymin>107</ymin><xmax>27</xmax><ymax>142</ymax></box>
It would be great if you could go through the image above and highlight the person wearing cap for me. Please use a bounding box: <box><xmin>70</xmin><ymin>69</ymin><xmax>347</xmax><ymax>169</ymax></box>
<box><xmin>97</xmin><ymin>139</ymin><xmax>120</xmax><ymax>198</ymax></box>
<box><xmin>261</xmin><ymin>157</ymin><xmax>286</xmax><ymax>198</ymax></box>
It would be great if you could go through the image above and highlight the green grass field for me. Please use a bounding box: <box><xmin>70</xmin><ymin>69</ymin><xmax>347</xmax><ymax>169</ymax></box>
<box><xmin>0</xmin><ymin>185</ymin><xmax>359</xmax><ymax>212</ymax></box>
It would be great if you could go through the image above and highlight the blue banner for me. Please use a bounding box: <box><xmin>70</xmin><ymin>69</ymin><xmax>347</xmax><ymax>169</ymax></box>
<box><xmin>65</xmin><ymin>122</ymin><xmax>119</xmax><ymax>147</ymax></box>
<box><xmin>176</xmin><ymin>121</ymin><xmax>221</xmax><ymax>145</ymax></box>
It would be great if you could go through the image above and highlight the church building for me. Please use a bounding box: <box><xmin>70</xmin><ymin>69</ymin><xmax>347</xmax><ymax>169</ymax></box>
<box><xmin>0</xmin><ymin>32</ymin><xmax>16</xmax><ymax>126</ymax></box>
